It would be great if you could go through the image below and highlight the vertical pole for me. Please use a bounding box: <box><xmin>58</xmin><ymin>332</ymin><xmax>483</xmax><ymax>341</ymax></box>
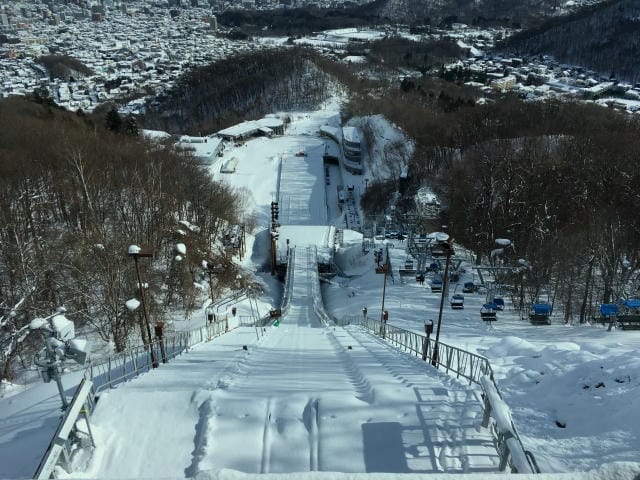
<box><xmin>155</xmin><ymin>322</ymin><xmax>167</xmax><ymax>364</ymax></box>
<box><xmin>432</xmin><ymin>247</ymin><xmax>451</xmax><ymax>367</ymax></box>
<box><xmin>53</xmin><ymin>366</ymin><xmax>69</xmax><ymax>409</ymax></box>
<box><xmin>271</xmin><ymin>235</ymin><xmax>276</xmax><ymax>275</ymax></box>
<box><xmin>133</xmin><ymin>256</ymin><xmax>157</xmax><ymax>368</ymax></box>
<box><xmin>379</xmin><ymin>266</ymin><xmax>387</xmax><ymax>331</ymax></box>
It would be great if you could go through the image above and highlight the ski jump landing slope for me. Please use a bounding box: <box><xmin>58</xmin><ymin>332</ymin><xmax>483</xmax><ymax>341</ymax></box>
<box><xmin>77</xmin><ymin>252</ymin><xmax>499</xmax><ymax>478</ymax></box>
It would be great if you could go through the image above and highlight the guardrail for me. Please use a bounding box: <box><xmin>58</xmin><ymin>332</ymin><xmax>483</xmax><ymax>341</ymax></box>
<box><xmin>84</xmin><ymin>322</ymin><xmax>226</xmax><ymax>395</ymax></box>
<box><xmin>36</xmin><ymin>320</ymin><xmax>230</xmax><ymax>478</ymax></box>
<box><xmin>309</xmin><ymin>246</ymin><xmax>333</xmax><ymax>326</ymax></box>
<box><xmin>33</xmin><ymin>378</ymin><xmax>95</xmax><ymax>479</ymax></box>
<box><xmin>280</xmin><ymin>247</ymin><xmax>295</xmax><ymax>315</ymax></box>
<box><xmin>355</xmin><ymin>317</ymin><xmax>539</xmax><ymax>474</ymax></box>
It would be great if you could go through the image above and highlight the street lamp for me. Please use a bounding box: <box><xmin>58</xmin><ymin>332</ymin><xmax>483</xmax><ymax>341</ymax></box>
<box><xmin>431</xmin><ymin>236</ymin><xmax>454</xmax><ymax>367</ymax></box>
<box><xmin>378</xmin><ymin>245</ymin><xmax>390</xmax><ymax>338</ymax></box>
<box><xmin>128</xmin><ymin>244</ymin><xmax>157</xmax><ymax>367</ymax></box>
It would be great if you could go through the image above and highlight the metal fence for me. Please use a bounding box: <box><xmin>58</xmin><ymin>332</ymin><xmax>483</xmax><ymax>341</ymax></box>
<box><xmin>280</xmin><ymin>247</ymin><xmax>295</xmax><ymax>315</ymax></box>
<box><xmin>354</xmin><ymin>316</ymin><xmax>539</xmax><ymax>474</ymax></box>
<box><xmin>83</xmin><ymin>321</ymin><xmax>227</xmax><ymax>394</ymax></box>
<box><xmin>35</xmin><ymin>320</ymin><xmax>232</xmax><ymax>478</ymax></box>
<box><xmin>34</xmin><ymin>378</ymin><xmax>95</xmax><ymax>479</ymax></box>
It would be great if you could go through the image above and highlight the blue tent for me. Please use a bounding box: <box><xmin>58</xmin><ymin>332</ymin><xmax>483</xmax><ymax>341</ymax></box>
<box><xmin>531</xmin><ymin>303</ymin><xmax>552</xmax><ymax>315</ymax></box>
<box><xmin>622</xmin><ymin>299</ymin><xmax>640</xmax><ymax>310</ymax></box>
<box><xmin>600</xmin><ymin>304</ymin><xmax>619</xmax><ymax>316</ymax></box>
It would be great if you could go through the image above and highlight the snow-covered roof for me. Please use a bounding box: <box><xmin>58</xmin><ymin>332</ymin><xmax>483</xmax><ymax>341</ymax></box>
<box><xmin>256</xmin><ymin>117</ymin><xmax>283</xmax><ymax>129</ymax></box>
<box><xmin>342</xmin><ymin>126</ymin><xmax>361</xmax><ymax>144</ymax></box>
<box><xmin>217</xmin><ymin>121</ymin><xmax>261</xmax><ymax>139</ymax></box>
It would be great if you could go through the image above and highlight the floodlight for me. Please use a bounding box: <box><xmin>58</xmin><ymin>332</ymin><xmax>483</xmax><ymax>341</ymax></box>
<box><xmin>65</xmin><ymin>339</ymin><xmax>89</xmax><ymax>365</ymax></box>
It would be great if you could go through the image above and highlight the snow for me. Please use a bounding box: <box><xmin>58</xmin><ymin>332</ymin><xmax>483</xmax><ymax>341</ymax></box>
<box><xmin>2</xmin><ymin>96</ymin><xmax>640</xmax><ymax>480</ymax></box>
<box><xmin>125</xmin><ymin>298</ymin><xmax>141</xmax><ymax>311</ymax></box>
<box><xmin>29</xmin><ymin>317</ymin><xmax>48</xmax><ymax>330</ymax></box>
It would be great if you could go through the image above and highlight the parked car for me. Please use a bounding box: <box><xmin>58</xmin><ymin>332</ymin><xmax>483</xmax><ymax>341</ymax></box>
<box><xmin>450</xmin><ymin>294</ymin><xmax>465</xmax><ymax>309</ymax></box>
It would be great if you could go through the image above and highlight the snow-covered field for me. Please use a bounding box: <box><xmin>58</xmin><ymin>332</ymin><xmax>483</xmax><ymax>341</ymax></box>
<box><xmin>1</xmin><ymin>96</ymin><xmax>640</xmax><ymax>479</ymax></box>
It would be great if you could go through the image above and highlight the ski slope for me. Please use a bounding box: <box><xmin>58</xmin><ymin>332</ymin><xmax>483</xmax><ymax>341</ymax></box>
<box><xmin>73</xmin><ymin>249</ymin><xmax>498</xmax><ymax>478</ymax></box>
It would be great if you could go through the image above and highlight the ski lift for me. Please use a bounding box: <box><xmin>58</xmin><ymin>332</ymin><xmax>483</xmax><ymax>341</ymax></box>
<box><xmin>480</xmin><ymin>303</ymin><xmax>497</xmax><ymax>322</ymax></box>
<box><xmin>529</xmin><ymin>303</ymin><xmax>552</xmax><ymax>325</ymax></box>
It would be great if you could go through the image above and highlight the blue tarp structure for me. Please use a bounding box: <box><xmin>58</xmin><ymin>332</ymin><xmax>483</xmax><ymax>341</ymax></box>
<box><xmin>622</xmin><ymin>299</ymin><xmax>640</xmax><ymax>309</ymax></box>
<box><xmin>531</xmin><ymin>303</ymin><xmax>552</xmax><ymax>315</ymax></box>
<box><xmin>600</xmin><ymin>303</ymin><xmax>619</xmax><ymax>316</ymax></box>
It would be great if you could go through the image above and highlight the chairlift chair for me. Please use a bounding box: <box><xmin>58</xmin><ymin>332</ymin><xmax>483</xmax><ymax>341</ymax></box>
<box><xmin>480</xmin><ymin>303</ymin><xmax>497</xmax><ymax>322</ymax></box>
<box><xmin>529</xmin><ymin>303</ymin><xmax>552</xmax><ymax>325</ymax></box>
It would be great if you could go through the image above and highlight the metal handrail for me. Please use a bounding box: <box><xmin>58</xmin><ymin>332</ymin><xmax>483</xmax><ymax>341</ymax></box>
<box><xmin>308</xmin><ymin>246</ymin><xmax>335</xmax><ymax>326</ymax></box>
<box><xmin>83</xmin><ymin>322</ymin><xmax>226</xmax><ymax>394</ymax></box>
<box><xmin>33</xmin><ymin>378</ymin><xmax>95</xmax><ymax>479</ymax></box>
<box><xmin>280</xmin><ymin>247</ymin><xmax>295</xmax><ymax>315</ymax></box>
<box><xmin>36</xmin><ymin>320</ymin><xmax>232</xmax><ymax>478</ymax></box>
<box><xmin>357</xmin><ymin>317</ymin><xmax>539</xmax><ymax>474</ymax></box>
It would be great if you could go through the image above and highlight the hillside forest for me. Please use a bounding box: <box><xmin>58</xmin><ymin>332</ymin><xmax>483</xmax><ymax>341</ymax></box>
<box><xmin>0</xmin><ymin>99</ymin><xmax>248</xmax><ymax>381</ymax></box>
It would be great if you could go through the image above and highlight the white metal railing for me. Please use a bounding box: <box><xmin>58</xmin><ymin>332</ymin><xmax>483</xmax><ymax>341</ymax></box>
<box><xmin>280</xmin><ymin>247</ymin><xmax>295</xmax><ymax>315</ymax></box>
<box><xmin>309</xmin><ymin>246</ymin><xmax>333</xmax><ymax>326</ymax></box>
<box><xmin>35</xmin><ymin>320</ymin><xmax>231</xmax><ymax>478</ymax></box>
<box><xmin>356</xmin><ymin>317</ymin><xmax>539</xmax><ymax>474</ymax></box>
<box><xmin>33</xmin><ymin>378</ymin><xmax>95</xmax><ymax>479</ymax></box>
<box><xmin>84</xmin><ymin>321</ymin><xmax>227</xmax><ymax>394</ymax></box>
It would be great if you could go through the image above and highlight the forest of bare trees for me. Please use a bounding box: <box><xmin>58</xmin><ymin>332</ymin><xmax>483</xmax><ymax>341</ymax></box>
<box><xmin>345</xmin><ymin>68</ymin><xmax>640</xmax><ymax>324</ymax></box>
<box><xmin>143</xmin><ymin>49</ymin><xmax>335</xmax><ymax>135</ymax></box>
<box><xmin>501</xmin><ymin>0</ymin><xmax>640</xmax><ymax>82</ymax></box>
<box><xmin>0</xmin><ymin>97</ymin><xmax>244</xmax><ymax>381</ymax></box>
<box><xmin>147</xmin><ymin>45</ymin><xmax>640</xmax><ymax>325</ymax></box>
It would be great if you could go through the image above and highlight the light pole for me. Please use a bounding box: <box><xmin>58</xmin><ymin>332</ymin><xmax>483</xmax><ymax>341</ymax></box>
<box><xmin>431</xmin><ymin>237</ymin><xmax>454</xmax><ymax>367</ymax></box>
<box><xmin>379</xmin><ymin>245</ymin><xmax>390</xmax><ymax>338</ymax></box>
<box><xmin>128</xmin><ymin>245</ymin><xmax>157</xmax><ymax>367</ymax></box>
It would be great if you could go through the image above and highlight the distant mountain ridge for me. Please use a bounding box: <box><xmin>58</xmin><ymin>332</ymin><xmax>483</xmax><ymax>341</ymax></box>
<box><xmin>219</xmin><ymin>0</ymin><xmax>587</xmax><ymax>35</ymax></box>
<box><xmin>500</xmin><ymin>0</ymin><xmax>640</xmax><ymax>82</ymax></box>
<box><xmin>368</xmin><ymin>0</ymin><xmax>588</xmax><ymax>27</ymax></box>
